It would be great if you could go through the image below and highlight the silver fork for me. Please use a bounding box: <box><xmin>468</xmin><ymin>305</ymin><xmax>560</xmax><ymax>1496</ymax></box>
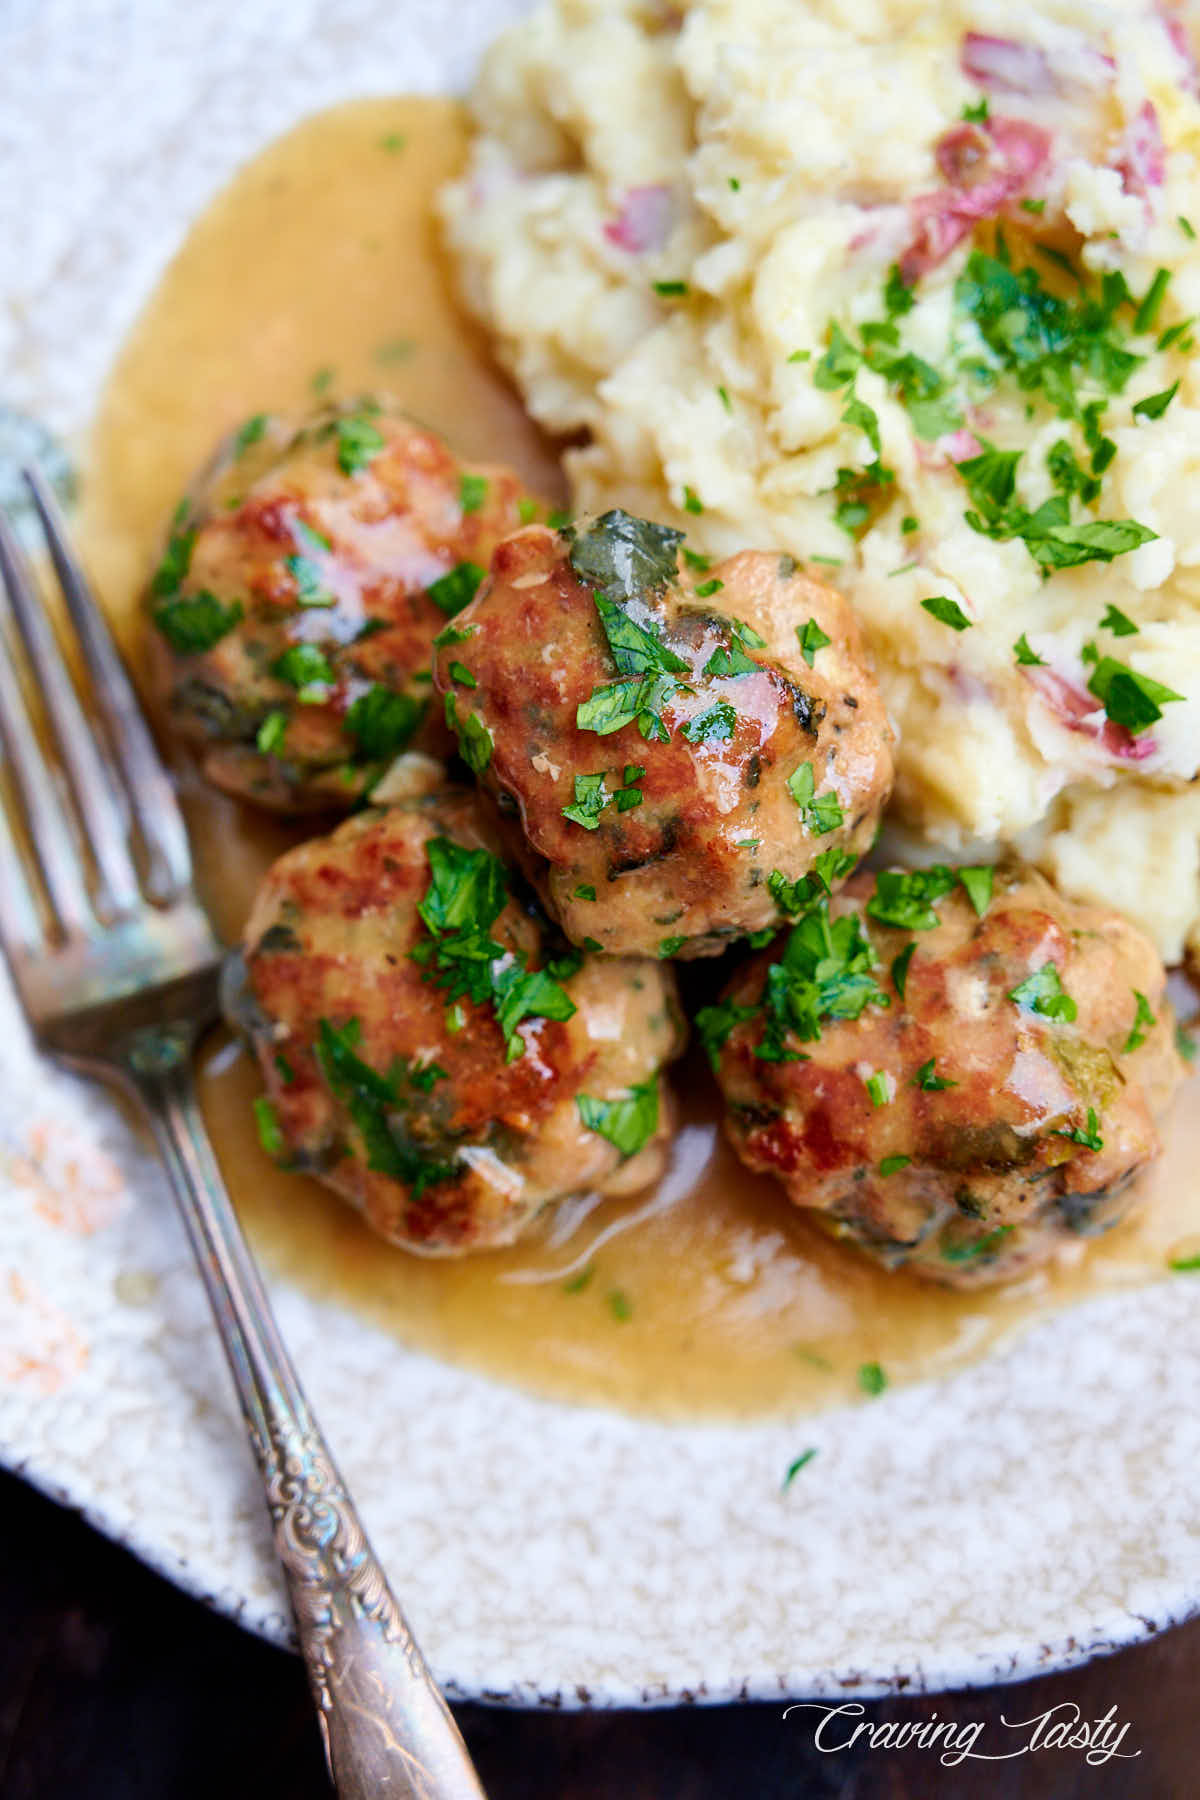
<box><xmin>0</xmin><ymin>466</ymin><xmax>488</xmax><ymax>1800</ymax></box>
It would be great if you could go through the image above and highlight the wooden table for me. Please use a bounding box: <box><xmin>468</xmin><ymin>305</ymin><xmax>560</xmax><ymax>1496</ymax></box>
<box><xmin>0</xmin><ymin>1469</ymin><xmax>1191</xmax><ymax>1798</ymax></box>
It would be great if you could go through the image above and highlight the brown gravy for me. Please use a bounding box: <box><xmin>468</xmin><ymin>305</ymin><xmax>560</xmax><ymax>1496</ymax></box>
<box><xmin>79</xmin><ymin>96</ymin><xmax>1200</xmax><ymax>1421</ymax></box>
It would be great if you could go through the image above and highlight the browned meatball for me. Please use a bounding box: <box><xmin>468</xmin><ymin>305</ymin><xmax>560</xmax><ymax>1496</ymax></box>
<box><xmin>147</xmin><ymin>399</ymin><xmax>537</xmax><ymax>812</ymax></box>
<box><xmin>232</xmin><ymin>786</ymin><xmax>685</xmax><ymax>1253</ymax></box>
<box><xmin>430</xmin><ymin>510</ymin><xmax>894</xmax><ymax>959</ymax></box>
<box><xmin>703</xmin><ymin>862</ymin><xmax>1183</xmax><ymax>1286</ymax></box>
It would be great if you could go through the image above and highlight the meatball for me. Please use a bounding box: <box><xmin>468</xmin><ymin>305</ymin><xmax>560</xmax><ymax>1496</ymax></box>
<box><xmin>703</xmin><ymin>862</ymin><xmax>1184</xmax><ymax>1286</ymax></box>
<box><xmin>148</xmin><ymin>399</ymin><xmax>535</xmax><ymax>812</ymax></box>
<box><xmin>232</xmin><ymin>785</ymin><xmax>685</xmax><ymax>1253</ymax></box>
<box><xmin>430</xmin><ymin>509</ymin><xmax>894</xmax><ymax>959</ymax></box>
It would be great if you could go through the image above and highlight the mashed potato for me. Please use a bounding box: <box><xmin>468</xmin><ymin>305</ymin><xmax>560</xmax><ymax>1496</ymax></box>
<box><xmin>441</xmin><ymin>0</ymin><xmax>1200</xmax><ymax>962</ymax></box>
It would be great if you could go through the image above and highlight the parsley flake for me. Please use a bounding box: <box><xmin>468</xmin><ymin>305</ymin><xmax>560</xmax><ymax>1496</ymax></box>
<box><xmin>914</xmin><ymin>1058</ymin><xmax>956</xmax><ymax>1091</ymax></box>
<box><xmin>957</xmin><ymin>866</ymin><xmax>993</xmax><ymax>917</ymax></box>
<box><xmin>153</xmin><ymin>591</ymin><xmax>243</xmax><ymax>655</ymax></box>
<box><xmin>256</xmin><ymin>709</ymin><xmax>288</xmax><ymax>755</ymax></box>
<box><xmin>1086</xmin><ymin>657</ymin><xmax>1183</xmax><ymax>734</ymax></box>
<box><xmin>427</xmin><ymin>561</ymin><xmax>485</xmax><ymax>616</ymax></box>
<box><xmin>1100</xmin><ymin>604</ymin><xmax>1138</xmax><ymax>637</ymax></box>
<box><xmin>344</xmin><ymin>686</ymin><xmax>423</xmax><ymax>761</ymax></box>
<box><xmin>857</xmin><ymin>1361</ymin><xmax>888</xmax><ymax>1397</ymax></box>
<box><xmin>1009</xmin><ymin>963</ymin><xmax>1077</xmax><ymax>1022</ymax></box>
<box><xmin>1122</xmin><ymin>990</ymin><xmax>1156</xmax><ymax>1054</ymax></box>
<box><xmin>459</xmin><ymin>472</ymin><xmax>488</xmax><ymax>514</ymax></box>
<box><xmin>782</xmin><ymin>1448</ymin><xmax>818</xmax><ymax>1489</ymax></box>
<box><xmin>335</xmin><ymin>413</ymin><xmax>386</xmax><ymax>476</ymax></box>
<box><xmin>576</xmin><ymin>1079</ymin><xmax>660</xmax><ymax>1158</ymax></box>
<box><xmin>1051</xmin><ymin>1106</ymin><xmax>1103</xmax><ymax>1152</ymax></box>
<box><xmin>1014</xmin><ymin>633</ymin><xmax>1046</xmax><ymax>666</ymax></box>
<box><xmin>796</xmin><ymin>618</ymin><xmax>832</xmax><ymax>667</ymax></box>
<box><xmin>787</xmin><ymin>763</ymin><xmax>844</xmax><ymax>835</ymax></box>
<box><xmin>921</xmin><ymin>595</ymin><xmax>972</xmax><ymax>631</ymax></box>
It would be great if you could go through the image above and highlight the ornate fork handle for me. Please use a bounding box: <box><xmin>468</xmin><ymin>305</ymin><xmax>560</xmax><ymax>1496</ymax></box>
<box><xmin>118</xmin><ymin>1022</ymin><xmax>487</xmax><ymax>1800</ymax></box>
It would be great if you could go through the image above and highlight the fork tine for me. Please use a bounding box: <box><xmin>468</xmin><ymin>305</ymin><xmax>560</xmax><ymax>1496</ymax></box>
<box><xmin>22</xmin><ymin>465</ymin><xmax>193</xmax><ymax>905</ymax></box>
<box><xmin>0</xmin><ymin>597</ymin><xmax>93</xmax><ymax>940</ymax></box>
<box><xmin>0</xmin><ymin>508</ymin><xmax>141</xmax><ymax>920</ymax></box>
<box><xmin>0</xmin><ymin>773</ymin><xmax>47</xmax><ymax>965</ymax></box>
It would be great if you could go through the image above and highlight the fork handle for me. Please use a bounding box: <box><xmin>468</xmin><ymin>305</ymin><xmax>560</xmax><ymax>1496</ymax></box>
<box><xmin>119</xmin><ymin>1024</ymin><xmax>488</xmax><ymax>1800</ymax></box>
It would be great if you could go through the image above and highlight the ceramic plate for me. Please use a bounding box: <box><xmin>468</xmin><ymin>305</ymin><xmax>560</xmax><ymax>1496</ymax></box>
<box><xmin>1</xmin><ymin>0</ymin><xmax>1198</xmax><ymax>1708</ymax></box>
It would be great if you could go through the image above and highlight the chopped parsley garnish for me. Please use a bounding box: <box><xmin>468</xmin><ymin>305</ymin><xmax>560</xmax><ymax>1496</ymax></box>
<box><xmin>233</xmin><ymin>413</ymin><xmax>268</xmax><ymax>457</ymax></box>
<box><xmin>1014</xmin><ymin>633</ymin><xmax>1046</xmax><ymax>666</ymax></box>
<box><xmin>914</xmin><ymin>1058</ymin><xmax>956</xmax><ymax>1091</ymax></box>
<box><xmin>562</xmin><ymin>764</ymin><xmax>643</xmax><ymax>829</ymax></box>
<box><xmin>1123</xmin><ymin>990</ymin><xmax>1156</xmax><ymax>1054</ymax></box>
<box><xmin>921</xmin><ymin>595</ymin><xmax>972</xmax><ymax>631</ymax></box>
<box><xmin>781</xmin><ymin>1448</ymin><xmax>818</xmax><ymax>1489</ymax></box>
<box><xmin>694</xmin><ymin>1000</ymin><xmax>759</xmax><ymax>1069</ymax></box>
<box><xmin>274</xmin><ymin>1053</ymin><xmax>295</xmax><ymax>1086</ymax></box>
<box><xmin>1008</xmin><ymin>963</ymin><xmax>1077</xmax><ymax>1023</ymax></box>
<box><xmin>286</xmin><ymin>525</ymin><xmax>336</xmax><ymax>608</ymax></box>
<box><xmin>344</xmin><ymin>685</ymin><xmax>423</xmax><ymax>761</ymax></box>
<box><xmin>864</xmin><ymin>1072</ymin><xmax>891</xmax><ymax>1108</ymax></box>
<box><xmin>957</xmin><ymin>865</ymin><xmax>993</xmax><ymax>917</ymax></box>
<box><xmin>962</xmin><ymin>97</ymin><xmax>989</xmax><ymax>123</ymax></box>
<box><xmin>767</xmin><ymin>847</ymin><xmax>856</xmax><ymax>916</ymax></box>
<box><xmin>653</xmin><ymin>279</ymin><xmax>688</xmax><ymax>297</ymax></box>
<box><xmin>1051</xmin><ymin>1106</ymin><xmax>1103</xmax><ymax>1152</ymax></box>
<box><xmin>901</xmin><ymin>515</ymin><xmax>919</xmax><ymax>533</ymax></box>
<box><xmin>443</xmin><ymin>693</ymin><xmax>493</xmax><ymax>773</ymax></box>
<box><xmin>1177</xmin><ymin>1022</ymin><xmax>1197</xmax><ymax>1062</ymax></box>
<box><xmin>683</xmin><ymin>548</ymin><xmax>711</xmax><ymax>572</ymax></box>
<box><xmin>717</xmin><ymin>385</ymin><xmax>732</xmax><ymax>414</ymax></box>
<box><xmin>1100</xmin><ymin>604</ymin><xmax>1138</xmax><ymax>637</ymax></box>
<box><xmin>681</xmin><ymin>699</ymin><xmax>737</xmax><ymax>744</ymax></box>
<box><xmin>311</xmin><ymin>365</ymin><xmax>335</xmax><ymax>395</ymax></box>
<box><xmin>890</xmin><ymin>942</ymin><xmax>915</xmax><ymax>999</ymax></box>
<box><xmin>314</xmin><ymin>1017</ymin><xmax>460</xmax><ymax>1195</ymax></box>
<box><xmin>1085</xmin><ymin>657</ymin><xmax>1183</xmax><ymax>734</ymax></box>
<box><xmin>941</xmin><ymin>1223</ymin><xmax>1014</xmax><ymax>1265</ymax></box>
<box><xmin>253</xmin><ymin>1096</ymin><xmax>285</xmax><ymax>1159</ymax></box>
<box><xmin>1180</xmin><ymin>216</ymin><xmax>1196</xmax><ymax>239</ymax></box>
<box><xmin>411</xmin><ymin>837</ymin><xmax>576</xmax><ymax>1061</ymax></box>
<box><xmin>335</xmin><ymin>412</ymin><xmax>386</xmax><ymax>476</ymax></box>
<box><xmin>658</xmin><ymin>935</ymin><xmax>687</xmax><ymax>958</ymax></box>
<box><xmin>879</xmin><ymin>1155</ymin><xmax>911</xmax><ymax>1176</ymax></box>
<box><xmin>256</xmin><ymin>709</ymin><xmax>288</xmax><ymax>755</ymax></box>
<box><xmin>1169</xmin><ymin>1250</ymin><xmax>1200</xmax><ymax>1272</ymax></box>
<box><xmin>449</xmin><ymin>660</ymin><xmax>477</xmax><ymax>687</ymax></box>
<box><xmin>517</xmin><ymin>496</ymin><xmax>538</xmax><ymax>525</ymax></box>
<box><xmin>432</xmin><ymin>620</ymin><xmax>477</xmax><ymax>649</ymax></box>
<box><xmin>683</xmin><ymin>486</ymin><xmax>704</xmax><ymax>515</ymax></box>
<box><xmin>149</xmin><ymin>518</ymin><xmax>197</xmax><ymax>598</ymax></box>
<box><xmin>1134</xmin><ymin>268</ymin><xmax>1171</xmax><ymax>334</ymax></box>
<box><xmin>272</xmin><ymin>643</ymin><xmax>335</xmax><ymax>699</ymax></box>
<box><xmin>1132</xmin><ymin>381</ymin><xmax>1180</xmax><ymax>422</ymax></box>
<box><xmin>563</xmin><ymin>1265</ymin><xmax>594</xmax><ymax>1294</ymax></box>
<box><xmin>752</xmin><ymin>898</ymin><xmax>889</xmax><ymax>1062</ymax></box>
<box><xmin>867</xmin><ymin>866</ymin><xmax>956</xmax><ymax>932</ymax></box>
<box><xmin>568</xmin><ymin>512</ymin><xmax>690</xmax><ymax>742</ymax></box>
<box><xmin>153</xmin><ymin>590</ymin><xmax>243</xmax><ymax>654</ymax></box>
<box><xmin>608</xmin><ymin>1289</ymin><xmax>634</xmax><ymax>1322</ymax></box>
<box><xmin>576</xmin><ymin>1078</ymin><xmax>659</xmax><ymax>1158</ymax></box>
<box><xmin>787</xmin><ymin>349</ymin><xmax>812</xmax><ymax>364</ymax></box>
<box><xmin>574</xmin><ymin>884</ymin><xmax>596</xmax><ymax>902</ymax></box>
<box><xmin>957</xmin><ymin>440</ymin><xmax>1155</xmax><ymax>574</ymax></box>
<box><xmin>857</xmin><ymin>1361</ymin><xmax>887</xmax><ymax>1397</ymax></box>
<box><xmin>459</xmin><ymin>472</ymin><xmax>488</xmax><ymax>514</ymax></box>
<box><xmin>796</xmin><ymin>618</ymin><xmax>832</xmax><ymax>667</ymax></box>
<box><xmin>786</xmin><ymin>762</ymin><xmax>843</xmax><ymax>835</ymax></box>
<box><xmin>562</xmin><ymin>773</ymin><xmax>608</xmax><ymax>830</ymax></box>
<box><xmin>694</xmin><ymin>577</ymin><xmax>724</xmax><ymax>598</ymax></box>
<box><xmin>427</xmin><ymin>560</ymin><xmax>485</xmax><ymax>616</ymax></box>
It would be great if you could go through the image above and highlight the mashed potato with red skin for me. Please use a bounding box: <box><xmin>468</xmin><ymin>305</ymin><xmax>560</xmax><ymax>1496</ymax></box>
<box><xmin>442</xmin><ymin>0</ymin><xmax>1200</xmax><ymax>962</ymax></box>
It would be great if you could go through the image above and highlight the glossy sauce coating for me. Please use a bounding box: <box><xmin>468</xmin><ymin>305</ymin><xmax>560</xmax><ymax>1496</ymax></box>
<box><xmin>239</xmin><ymin>786</ymin><xmax>684</xmax><ymax>1252</ymax></box>
<box><xmin>149</xmin><ymin>401</ymin><xmax>535</xmax><ymax>811</ymax></box>
<box><xmin>715</xmin><ymin>865</ymin><xmax>1184</xmax><ymax>1285</ymax></box>
<box><xmin>433</xmin><ymin>523</ymin><xmax>894</xmax><ymax>958</ymax></box>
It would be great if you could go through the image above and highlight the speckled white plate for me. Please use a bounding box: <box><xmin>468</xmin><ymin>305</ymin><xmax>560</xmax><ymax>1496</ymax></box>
<box><xmin>1</xmin><ymin>0</ymin><xmax>1198</xmax><ymax>1709</ymax></box>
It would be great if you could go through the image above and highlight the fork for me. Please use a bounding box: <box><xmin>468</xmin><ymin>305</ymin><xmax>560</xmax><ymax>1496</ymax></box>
<box><xmin>0</xmin><ymin>466</ymin><xmax>489</xmax><ymax>1800</ymax></box>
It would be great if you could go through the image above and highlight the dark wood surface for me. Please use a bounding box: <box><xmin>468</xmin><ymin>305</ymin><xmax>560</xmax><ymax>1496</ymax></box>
<box><xmin>0</xmin><ymin>1468</ymin><xmax>1192</xmax><ymax>1799</ymax></box>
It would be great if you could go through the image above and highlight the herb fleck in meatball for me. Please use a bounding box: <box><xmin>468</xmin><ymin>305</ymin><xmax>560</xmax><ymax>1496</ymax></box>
<box><xmin>148</xmin><ymin>400</ymin><xmax>537</xmax><ymax>812</ymax></box>
<box><xmin>233</xmin><ymin>787</ymin><xmax>685</xmax><ymax>1253</ymax></box>
<box><xmin>430</xmin><ymin>509</ymin><xmax>894</xmax><ymax>959</ymax></box>
<box><xmin>702</xmin><ymin>863</ymin><xmax>1183</xmax><ymax>1286</ymax></box>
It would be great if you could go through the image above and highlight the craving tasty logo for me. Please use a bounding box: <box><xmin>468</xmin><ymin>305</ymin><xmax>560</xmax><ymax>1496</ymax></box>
<box><xmin>783</xmin><ymin>1701</ymin><xmax>1139</xmax><ymax>1768</ymax></box>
